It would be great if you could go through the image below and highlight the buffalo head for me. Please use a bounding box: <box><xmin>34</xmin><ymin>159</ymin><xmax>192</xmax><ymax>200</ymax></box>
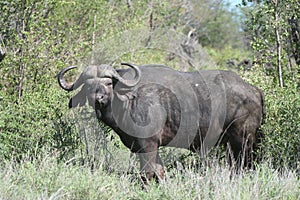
<box><xmin>57</xmin><ymin>63</ymin><xmax>141</xmax><ymax>109</ymax></box>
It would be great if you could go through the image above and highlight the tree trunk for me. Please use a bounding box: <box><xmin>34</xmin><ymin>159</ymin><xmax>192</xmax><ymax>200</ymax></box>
<box><xmin>91</xmin><ymin>14</ymin><xmax>97</xmax><ymax>64</ymax></box>
<box><xmin>0</xmin><ymin>35</ymin><xmax>6</xmax><ymax>62</ymax></box>
<box><xmin>273</xmin><ymin>0</ymin><xmax>283</xmax><ymax>87</ymax></box>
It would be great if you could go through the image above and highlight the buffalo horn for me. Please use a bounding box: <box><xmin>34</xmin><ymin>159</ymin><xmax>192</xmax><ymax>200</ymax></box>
<box><xmin>113</xmin><ymin>62</ymin><xmax>141</xmax><ymax>87</ymax></box>
<box><xmin>57</xmin><ymin>66</ymin><xmax>78</xmax><ymax>91</ymax></box>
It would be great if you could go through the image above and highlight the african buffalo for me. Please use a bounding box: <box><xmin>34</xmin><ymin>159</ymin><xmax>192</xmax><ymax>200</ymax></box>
<box><xmin>58</xmin><ymin>63</ymin><xmax>265</xmax><ymax>181</ymax></box>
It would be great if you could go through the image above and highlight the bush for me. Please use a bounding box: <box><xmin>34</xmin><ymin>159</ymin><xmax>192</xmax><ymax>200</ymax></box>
<box><xmin>0</xmin><ymin>87</ymin><xmax>81</xmax><ymax>161</ymax></box>
<box><xmin>242</xmin><ymin>68</ymin><xmax>300</xmax><ymax>170</ymax></box>
<box><xmin>262</xmin><ymin>85</ymin><xmax>300</xmax><ymax>169</ymax></box>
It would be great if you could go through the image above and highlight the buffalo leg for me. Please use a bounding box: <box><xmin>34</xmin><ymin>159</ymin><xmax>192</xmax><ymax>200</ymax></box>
<box><xmin>227</xmin><ymin>118</ymin><xmax>258</xmax><ymax>170</ymax></box>
<box><xmin>138</xmin><ymin>151</ymin><xmax>164</xmax><ymax>183</ymax></box>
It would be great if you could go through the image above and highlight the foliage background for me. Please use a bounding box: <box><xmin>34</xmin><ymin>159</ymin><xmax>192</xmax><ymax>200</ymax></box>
<box><xmin>0</xmin><ymin>0</ymin><xmax>299</xmax><ymax>199</ymax></box>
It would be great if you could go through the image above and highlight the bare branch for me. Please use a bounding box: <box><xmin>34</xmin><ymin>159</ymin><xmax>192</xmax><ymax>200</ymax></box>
<box><xmin>126</xmin><ymin>0</ymin><xmax>132</xmax><ymax>10</ymax></box>
<box><xmin>0</xmin><ymin>35</ymin><xmax>6</xmax><ymax>62</ymax></box>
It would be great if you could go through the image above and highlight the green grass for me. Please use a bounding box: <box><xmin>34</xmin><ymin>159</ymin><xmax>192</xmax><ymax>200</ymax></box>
<box><xmin>0</xmin><ymin>152</ymin><xmax>299</xmax><ymax>200</ymax></box>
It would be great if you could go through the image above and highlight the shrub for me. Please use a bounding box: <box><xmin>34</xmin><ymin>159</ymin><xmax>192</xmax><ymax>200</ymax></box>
<box><xmin>0</xmin><ymin>87</ymin><xmax>81</xmax><ymax>161</ymax></box>
<box><xmin>242</xmin><ymin>68</ymin><xmax>300</xmax><ymax>170</ymax></box>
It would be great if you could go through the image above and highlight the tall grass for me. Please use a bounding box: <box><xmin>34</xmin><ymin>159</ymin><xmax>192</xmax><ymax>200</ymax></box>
<box><xmin>0</xmin><ymin>151</ymin><xmax>299</xmax><ymax>200</ymax></box>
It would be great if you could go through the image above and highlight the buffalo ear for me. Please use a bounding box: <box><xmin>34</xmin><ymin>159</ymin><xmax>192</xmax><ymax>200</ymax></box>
<box><xmin>68</xmin><ymin>88</ymin><xmax>87</xmax><ymax>108</ymax></box>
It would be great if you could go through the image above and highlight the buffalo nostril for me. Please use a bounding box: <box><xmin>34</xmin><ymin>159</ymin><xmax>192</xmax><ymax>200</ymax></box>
<box><xmin>96</xmin><ymin>95</ymin><xmax>105</xmax><ymax>102</ymax></box>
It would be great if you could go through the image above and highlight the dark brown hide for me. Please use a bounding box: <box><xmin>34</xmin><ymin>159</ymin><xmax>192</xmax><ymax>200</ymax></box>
<box><xmin>58</xmin><ymin>63</ymin><xmax>265</xmax><ymax>181</ymax></box>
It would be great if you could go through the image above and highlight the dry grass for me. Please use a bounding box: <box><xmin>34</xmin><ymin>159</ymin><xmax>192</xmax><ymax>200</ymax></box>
<box><xmin>0</xmin><ymin>151</ymin><xmax>299</xmax><ymax>200</ymax></box>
